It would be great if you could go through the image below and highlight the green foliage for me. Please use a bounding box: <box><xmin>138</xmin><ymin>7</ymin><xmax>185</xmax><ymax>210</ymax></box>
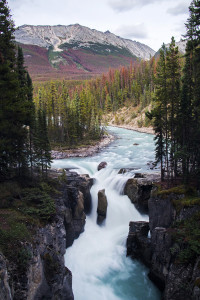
<box><xmin>0</xmin><ymin>209</ymin><xmax>31</xmax><ymax>259</ymax></box>
<box><xmin>149</xmin><ymin>1</ymin><xmax>200</xmax><ymax>186</ymax></box>
<box><xmin>0</xmin><ymin>181</ymin><xmax>21</xmax><ymax>208</ymax></box>
<box><xmin>34</xmin><ymin>108</ymin><xmax>52</xmax><ymax>174</ymax></box>
<box><xmin>59</xmin><ymin>41</ymin><xmax>135</xmax><ymax>57</ymax></box>
<box><xmin>131</xmin><ymin>112</ymin><xmax>137</xmax><ymax>119</ymax></box>
<box><xmin>16</xmin><ymin>248</ymin><xmax>32</xmax><ymax>271</ymax></box>
<box><xmin>0</xmin><ymin>177</ymin><xmax>59</xmax><ymax>269</ymax></box>
<box><xmin>33</xmin><ymin>55</ymin><xmax>157</xmax><ymax>147</ymax></box>
<box><xmin>0</xmin><ymin>2</ymin><xmax>51</xmax><ymax>180</ymax></box>
<box><xmin>173</xmin><ymin>213</ymin><xmax>200</xmax><ymax>263</ymax></box>
<box><xmin>34</xmin><ymin>80</ymin><xmax>103</xmax><ymax>146</ymax></box>
<box><xmin>114</xmin><ymin>114</ymin><xmax>120</xmax><ymax>124</ymax></box>
<box><xmin>48</xmin><ymin>47</ymin><xmax>66</xmax><ymax>68</ymax></box>
<box><xmin>157</xmin><ymin>185</ymin><xmax>186</xmax><ymax>196</ymax></box>
<box><xmin>0</xmin><ymin>178</ymin><xmax>57</xmax><ymax>224</ymax></box>
<box><xmin>19</xmin><ymin>187</ymin><xmax>56</xmax><ymax>221</ymax></box>
<box><xmin>156</xmin><ymin>184</ymin><xmax>200</xmax><ymax>212</ymax></box>
<box><xmin>57</xmin><ymin>169</ymin><xmax>68</xmax><ymax>183</ymax></box>
<box><xmin>137</xmin><ymin>118</ymin><xmax>144</xmax><ymax>128</ymax></box>
<box><xmin>144</xmin><ymin>112</ymin><xmax>152</xmax><ymax>127</ymax></box>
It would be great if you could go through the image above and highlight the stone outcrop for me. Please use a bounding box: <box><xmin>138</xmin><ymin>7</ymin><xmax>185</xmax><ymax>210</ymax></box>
<box><xmin>63</xmin><ymin>170</ymin><xmax>93</xmax><ymax>214</ymax></box>
<box><xmin>124</xmin><ymin>173</ymin><xmax>160</xmax><ymax>213</ymax></box>
<box><xmin>126</xmin><ymin>221</ymin><xmax>151</xmax><ymax>267</ymax></box>
<box><xmin>26</xmin><ymin>212</ymin><xmax>74</xmax><ymax>300</ymax></box>
<box><xmin>97</xmin><ymin>189</ymin><xmax>108</xmax><ymax>225</ymax></box>
<box><xmin>0</xmin><ymin>254</ymin><xmax>12</xmax><ymax>300</ymax></box>
<box><xmin>50</xmin><ymin>169</ymin><xmax>93</xmax><ymax>248</ymax></box>
<box><xmin>97</xmin><ymin>161</ymin><xmax>107</xmax><ymax>171</ymax></box>
<box><xmin>0</xmin><ymin>169</ymin><xmax>93</xmax><ymax>300</ymax></box>
<box><xmin>126</xmin><ymin>186</ymin><xmax>200</xmax><ymax>300</ymax></box>
<box><xmin>148</xmin><ymin>192</ymin><xmax>177</xmax><ymax>231</ymax></box>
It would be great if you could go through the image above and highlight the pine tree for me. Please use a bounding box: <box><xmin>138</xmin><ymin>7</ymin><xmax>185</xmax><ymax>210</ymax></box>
<box><xmin>184</xmin><ymin>0</ymin><xmax>200</xmax><ymax>185</ymax></box>
<box><xmin>166</xmin><ymin>37</ymin><xmax>181</xmax><ymax>180</ymax></box>
<box><xmin>0</xmin><ymin>0</ymin><xmax>15</xmax><ymax>65</ymax></box>
<box><xmin>0</xmin><ymin>1</ymin><xmax>51</xmax><ymax>179</ymax></box>
<box><xmin>0</xmin><ymin>1</ymin><xmax>23</xmax><ymax>178</ymax></box>
<box><xmin>150</xmin><ymin>45</ymin><xmax>168</xmax><ymax>182</ymax></box>
<box><xmin>34</xmin><ymin>109</ymin><xmax>51</xmax><ymax>175</ymax></box>
<box><xmin>177</xmin><ymin>43</ymin><xmax>193</xmax><ymax>183</ymax></box>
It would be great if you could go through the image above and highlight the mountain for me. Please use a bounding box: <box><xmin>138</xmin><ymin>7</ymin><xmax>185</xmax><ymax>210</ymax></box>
<box><xmin>15</xmin><ymin>24</ymin><xmax>156</xmax><ymax>81</ymax></box>
<box><xmin>165</xmin><ymin>39</ymin><xmax>187</xmax><ymax>54</ymax></box>
<box><xmin>154</xmin><ymin>39</ymin><xmax>187</xmax><ymax>59</ymax></box>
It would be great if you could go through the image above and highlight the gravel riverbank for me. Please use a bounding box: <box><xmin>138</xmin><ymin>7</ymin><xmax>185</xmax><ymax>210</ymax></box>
<box><xmin>51</xmin><ymin>135</ymin><xmax>115</xmax><ymax>159</ymax></box>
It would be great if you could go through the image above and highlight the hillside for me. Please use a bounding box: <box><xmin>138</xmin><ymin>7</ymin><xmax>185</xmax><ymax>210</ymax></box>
<box><xmin>15</xmin><ymin>24</ymin><xmax>156</xmax><ymax>81</ymax></box>
<box><xmin>105</xmin><ymin>102</ymin><xmax>154</xmax><ymax>134</ymax></box>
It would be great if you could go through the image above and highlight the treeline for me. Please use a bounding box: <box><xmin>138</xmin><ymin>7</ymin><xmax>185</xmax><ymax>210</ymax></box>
<box><xmin>0</xmin><ymin>0</ymin><xmax>51</xmax><ymax>180</ymax></box>
<box><xmin>33</xmin><ymin>57</ymin><xmax>157</xmax><ymax>146</ymax></box>
<box><xmin>149</xmin><ymin>0</ymin><xmax>200</xmax><ymax>185</ymax></box>
<box><xmin>34</xmin><ymin>81</ymin><xmax>102</xmax><ymax>146</ymax></box>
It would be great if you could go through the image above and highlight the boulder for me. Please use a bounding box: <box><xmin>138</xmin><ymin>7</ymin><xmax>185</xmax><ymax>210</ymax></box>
<box><xmin>126</xmin><ymin>221</ymin><xmax>151</xmax><ymax>267</ymax></box>
<box><xmin>124</xmin><ymin>177</ymin><xmax>153</xmax><ymax>213</ymax></box>
<box><xmin>118</xmin><ymin>168</ymin><xmax>137</xmax><ymax>174</ymax></box>
<box><xmin>64</xmin><ymin>170</ymin><xmax>93</xmax><ymax>214</ymax></box>
<box><xmin>97</xmin><ymin>189</ymin><xmax>108</xmax><ymax>225</ymax></box>
<box><xmin>97</xmin><ymin>161</ymin><xmax>107</xmax><ymax>171</ymax></box>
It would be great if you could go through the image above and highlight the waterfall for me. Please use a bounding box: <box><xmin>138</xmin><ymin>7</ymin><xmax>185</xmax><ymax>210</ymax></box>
<box><xmin>52</xmin><ymin>127</ymin><xmax>161</xmax><ymax>300</ymax></box>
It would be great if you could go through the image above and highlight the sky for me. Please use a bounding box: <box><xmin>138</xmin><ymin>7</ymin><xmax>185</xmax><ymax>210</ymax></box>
<box><xmin>7</xmin><ymin>0</ymin><xmax>192</xmax><ymax>51</ymax></box>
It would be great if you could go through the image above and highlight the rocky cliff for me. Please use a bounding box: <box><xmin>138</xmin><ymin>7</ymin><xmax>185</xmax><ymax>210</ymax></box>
<box><xmin>0</xmin><ymin>169</ymin><xmax>93</xmax><ymax>300</ymax></box>
<box><xmin>126</xmin><ymin>182</ymin><xmax>200</xmax><ymax>300</ymax></box>
<box><xmin>124</xmin><ymin>172</ymin><xmax>160</xmax><ymax>213</ymax></box>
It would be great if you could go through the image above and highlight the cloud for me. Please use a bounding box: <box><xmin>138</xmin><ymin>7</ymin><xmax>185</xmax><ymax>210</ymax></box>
<box><xmin>174</xmin><ymin>21</ymin><xmax>187</xmax><ymax>35</ymax></box>
<box><xmin>108</xmin><ymin>0</ymin><xmax>169</xmax><ymax>12</ymax></box>
<box><xmin>115</xmin><ymin>24</ymin><xmax>148</xmax><ymax>39</ymax></box>
<box><xmin>167</xmin><ymin>2</ymin><xmax>189</xmax><ymax>16</ymax></box>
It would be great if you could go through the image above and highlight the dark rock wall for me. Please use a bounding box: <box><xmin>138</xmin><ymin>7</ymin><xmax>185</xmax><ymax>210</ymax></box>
<box><xmin>124</xmin><ymin>173</ymin><xmax>160</xmax><ymax>213</ymax></box>
<box><xmin>126</xmin><ymin>186</ymin><xmax>200</xmax><ymax>300</ymax></box>
<box><xmin>0</xmin><ymin>170</ymin><xmax>93</xmax><ymax>300</ymax></box>
<box><xmin>0</xmin><ymin>254</ymin><xmax>12</xmax><ymax>300</ymax></box>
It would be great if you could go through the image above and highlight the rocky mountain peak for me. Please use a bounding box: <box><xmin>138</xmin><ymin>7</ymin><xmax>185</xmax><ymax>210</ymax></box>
<box><xmin>15</xmin><ymin>24</ymin><xmax>156</xmax><ymax>60</ymax></box>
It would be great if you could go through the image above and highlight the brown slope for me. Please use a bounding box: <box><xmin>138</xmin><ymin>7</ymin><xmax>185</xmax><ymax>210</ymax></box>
<box><xmin>20</xmin><ymin>44</ymin><xmax>136</xmax><ymax>82</ymax></box>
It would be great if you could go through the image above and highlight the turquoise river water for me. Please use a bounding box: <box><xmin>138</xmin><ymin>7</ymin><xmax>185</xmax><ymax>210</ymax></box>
<box><xmin>52</xmin><ymin>126</ymin><xmax>161</xmax><ymax>300</ymax></box>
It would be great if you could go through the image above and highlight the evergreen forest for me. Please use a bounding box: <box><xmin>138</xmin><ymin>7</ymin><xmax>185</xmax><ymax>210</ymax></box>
<box><xmin>0</xmin><ymin>0</ymin><xmax>51</xmax><ymax>180</ymax></box>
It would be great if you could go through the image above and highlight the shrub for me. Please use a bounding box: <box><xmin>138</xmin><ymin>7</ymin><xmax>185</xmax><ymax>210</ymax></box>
<box><xmin>131</xmin><ymin>112</ymin><xmax>137</xmax><ymax>119</ymax></box>
<box><xmin>173</xmin><ymin>212</ymin><xmax>200</xmax><ymax>263</ymax></box>
<box><xmin>137</xmin><ymin>118</ymin><xmax>144</xmax><ymax>128</ymax></box>
<box><xmin>20</xmin><ymin>188</ymin><xmax>56</xmax><ymax>221</ymax></box>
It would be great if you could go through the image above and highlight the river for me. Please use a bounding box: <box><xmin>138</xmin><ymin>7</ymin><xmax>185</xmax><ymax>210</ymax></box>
<box><xmin>52</xmin><ymin>126</ymin><xmax>161</xmax><ymax>300</ymax></box>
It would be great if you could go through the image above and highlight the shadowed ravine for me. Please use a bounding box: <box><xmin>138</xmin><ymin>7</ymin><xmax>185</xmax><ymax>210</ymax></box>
<box><xmin>52</xmin><ymin>126</ymin><xmax>161</xmax><ymax>300</ymax></box>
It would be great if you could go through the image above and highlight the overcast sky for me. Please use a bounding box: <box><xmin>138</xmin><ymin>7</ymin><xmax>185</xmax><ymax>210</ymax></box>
<box><xmin>7</xmin><ymin>0</ymin><xmax>191</xmax><ymax>51</ymax></box>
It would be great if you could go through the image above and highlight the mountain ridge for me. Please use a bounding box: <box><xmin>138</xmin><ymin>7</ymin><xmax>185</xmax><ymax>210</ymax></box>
<box><xmin>15</xmin><ymin>24</ymin><xmax>155</xmax><ymax>60</ymax></box>
<box><xmin>15</xmin><ymin>24</ymin><xmax>156</xmax><ymax>81</ymax></box>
